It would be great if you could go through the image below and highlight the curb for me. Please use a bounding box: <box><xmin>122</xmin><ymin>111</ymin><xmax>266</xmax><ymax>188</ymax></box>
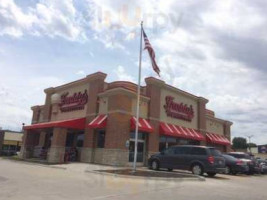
<box><xmin>1</xmin><ymin>157</ymin><xmax>67</xmax><ymax>170</ymax></box>
<box><xmin>85</xmin><ymin>170</ymin><xmax>205</xmax><ymax>182</ymax></box>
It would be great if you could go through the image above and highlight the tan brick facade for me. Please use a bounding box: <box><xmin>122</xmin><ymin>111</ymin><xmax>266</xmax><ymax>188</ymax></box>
<box><xmin>20</xmin><ymin>72</ymin><xmax>232</xmax><ymax>165</ymax></box>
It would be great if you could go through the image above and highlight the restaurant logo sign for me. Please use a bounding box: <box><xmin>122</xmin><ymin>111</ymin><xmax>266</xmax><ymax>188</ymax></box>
<box><xmin>164</xmin><ymin>96</ymin><xmax>194</xmax><ymax>122</ymax></box>
<box><xmin>59</xmin><ymin>90</ymin><xmax>88</xmax><ymax>112</ymax></box>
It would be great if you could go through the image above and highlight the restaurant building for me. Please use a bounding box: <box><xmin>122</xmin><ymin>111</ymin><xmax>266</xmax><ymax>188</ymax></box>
<box><xmin>0</xmin><ymin>130</ymin><xmax>23</xmax><ymax>156</ymax></box>
<box><xmin>20</xmin><ymin>72</ymin><xmax>232</xmax><ymax>165</ymax></box>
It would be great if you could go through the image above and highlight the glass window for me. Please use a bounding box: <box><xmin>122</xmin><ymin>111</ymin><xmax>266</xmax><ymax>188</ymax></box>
<box><xmin>191</xmin><ymin>147</ymin><xmax>207</xmax><ymax>155</ymax></box>
<box><xmin>210</xmin><ymin>148</ymin><xmax>222</xmax><ymax>156</ymax></box>
<box><xmin>76</xmin><ymin>134</ymin><xmax>84</xmax><ymax>148</ymax></box>
<box><xmin>130</xmin><ymin>132</ymin><xmax>145</xmax><ymax>140</ymax></box>
<box><xmin>180</xmin><ymin>147</ymin><xmax>192</xmax><ymax>155</ymax></box>
<box><xmin>97</xmin><ymin>130</ymin><xmax>105</xmax><ymax>148</ymax></box>
<box><xmin>164</xmin><ymin>147</ymin><xmax>175</xmax><ymax>155</ymax></box>
<box><xmin>65</xmin><ymin>133</ymin><xmax>75</xmax><ymax>147</ymax></box>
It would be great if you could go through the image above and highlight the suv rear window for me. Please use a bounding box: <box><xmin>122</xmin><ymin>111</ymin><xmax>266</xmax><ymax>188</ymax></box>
<box><xmin>191</xmin><ymin>147</ymin><xmax>207</xmax><ymax>155</ymax></box>
<box><xmin>209</xmin><ymin>148</ymin><xmax>222</xmax><ymax>156</ymax></box>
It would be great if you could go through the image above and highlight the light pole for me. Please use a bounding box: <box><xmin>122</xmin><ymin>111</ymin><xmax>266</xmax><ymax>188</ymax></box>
<box><xmin>247</xmin><ymin>135</ymin><xmax>254</xmax><ymax>154</ymax></box>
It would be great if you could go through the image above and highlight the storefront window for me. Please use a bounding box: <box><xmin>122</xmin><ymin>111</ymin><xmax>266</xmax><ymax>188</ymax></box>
<box><xmin>97</xmin><ymin>130</ymin><xmax>105</xmax><ymax>148</ymax></box>
<box><xmin>66</xmin><ymin>133</ymin><xmax>75</xmax><ymax>147</ymax></box>
<box><xmin>130</xmin><ymin>132</ymin><xmax>145</xmax><ymax>140</ymax></box>
<box><xmin>159</xmin><ymin>136</ymin><xmax>200</xmax><ymax>152</ymax></box>
<box><xmin>76</xmin><ymin>133</ymin><xmax>84</xmax><ymax>148</ymax></box>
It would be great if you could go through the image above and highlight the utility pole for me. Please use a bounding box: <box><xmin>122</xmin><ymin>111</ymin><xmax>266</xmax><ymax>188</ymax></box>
<box><xmin>247</xmin><ymin>135</ymin><xmax>254</xmax><ymax>154</ymax></box>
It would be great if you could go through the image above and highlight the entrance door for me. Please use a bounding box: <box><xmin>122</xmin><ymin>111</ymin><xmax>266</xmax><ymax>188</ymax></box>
<box><xmin>129</xmin><ymin>141</ymin><xmax>144</xmax><ymax>162</ymax></box>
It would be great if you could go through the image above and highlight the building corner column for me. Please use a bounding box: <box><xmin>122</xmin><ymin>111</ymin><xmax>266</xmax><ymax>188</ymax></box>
<box><xmin>81</xmin><ymin>72</ymin><xmax>107</xmax><ymax>163</ymax></box>
<box><xmin>19</xmin><ymin>130</ymin><xmax>38</xmax><ymax>159</ymax></box>
<box><xmin>47</xmin><ymin>128</ymin><xmax>67</xmax><ymax>164</ymax></box>
<box><xmin>145</xmin><ymin>77</ymin><xmax>165</xmax><ymax>161</ymax></box>
<box><xmin>197</xmin><ymin>97</ymin><xmax>208</xmax><ymax>146</ymax></box>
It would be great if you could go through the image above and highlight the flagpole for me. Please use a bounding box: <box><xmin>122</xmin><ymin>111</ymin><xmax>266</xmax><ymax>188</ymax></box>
<box><xmin>133</xmin><ymin>21</ymin><xmax>143</xmax><ymax>172</ymax></box>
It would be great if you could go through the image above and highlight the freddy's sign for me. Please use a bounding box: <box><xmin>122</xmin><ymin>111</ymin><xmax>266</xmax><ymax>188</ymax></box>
<box><xmin>164</xmin><ymin>96</ymin><xmax>194</xmax><ymax>122</ymax></box>
<box><xmin>59</xmin><ymin>90</ymin><xmax>88</xmax><ymax>112</ymax></box>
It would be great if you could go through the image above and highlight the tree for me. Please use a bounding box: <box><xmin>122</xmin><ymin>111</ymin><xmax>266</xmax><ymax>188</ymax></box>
<box><xmin>232</xmin><ymin>137</ymin><xmax>247</xmax><ymax>150</ymax></box>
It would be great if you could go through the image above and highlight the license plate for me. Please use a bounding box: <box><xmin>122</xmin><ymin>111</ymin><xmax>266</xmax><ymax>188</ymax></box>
<box><xmin>219</xmin><ymin>160</ymin><xmax>223</xmax><ymax>165</ymax></box>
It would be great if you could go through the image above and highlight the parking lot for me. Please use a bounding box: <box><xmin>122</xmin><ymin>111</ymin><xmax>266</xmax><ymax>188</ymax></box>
<box><xmin>0</xmin><ymin>158</ymin><xmax>266</xmax><ymax>200</ymax></box>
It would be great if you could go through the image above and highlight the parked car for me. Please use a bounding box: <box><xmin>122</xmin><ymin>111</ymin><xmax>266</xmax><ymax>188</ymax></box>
<box><xmin>257</xmin><ymin>159</ymin><xmax>267</xmax><ymax>174</ymax></box>
<box><xmin>222</xmin><ymin>154</ymin><xmax>249</xmax><ymax>175</ymax></box>
<box><xmin>227</xmin><ymin>152</ymin><xmax>259</xmax><ymax>174</ymax></box>
<box><xmin>148</xmin><ymin>145</ymin><xmax>226</xmax><ymax>177</ymax></box>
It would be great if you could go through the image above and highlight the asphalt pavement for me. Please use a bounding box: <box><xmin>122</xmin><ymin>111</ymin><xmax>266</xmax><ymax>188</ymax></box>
<box><xmin>0</xmin><ymin>158</ymin><xmax>266</xmax><ymax>200</ymax></box>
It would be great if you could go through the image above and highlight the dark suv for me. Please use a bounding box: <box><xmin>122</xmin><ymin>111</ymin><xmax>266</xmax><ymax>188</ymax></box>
<box><xmin>148</xmin><ymin>145</ymin><xmax>226</xmax><ymax>177</ymax></box>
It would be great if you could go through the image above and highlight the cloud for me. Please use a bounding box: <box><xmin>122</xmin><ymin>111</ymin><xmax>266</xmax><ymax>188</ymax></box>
<box><xmin>0</xmin><ymin>0</ymin><xmax>37</xmax><ymax>37</ymax></box>
<box><xmin>76</xmin><ymin>70</ymin><xmax>86</xmax><ymax>76</ymax></box>
<box><xmin>0</xmin><ymin>0</ymin><xmax>85</xmax><ymax>40</ymax></box>
<box><xmin>0</xmin><ymin>71</ymin><xmax>65</xmax><ymax>130</ymax></box>
<box><xmin>113</xmin><ymin>65</ymin><xmax>135</xmax><ymax>82</ymax></box>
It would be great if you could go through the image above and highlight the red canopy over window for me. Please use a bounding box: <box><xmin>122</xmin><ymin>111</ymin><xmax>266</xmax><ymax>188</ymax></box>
<box><xmin>24</xmin><ymin>118</ymin><xmax>86</xmax><ymax>130</ymax></box>
<box><xmin>206</xmin><ymin>132</ymin><xmax>231</xmax><ymax>146</ymax></box>
<box><xmin>159</xmin><ymin>122</ymin><xmax>205</xmax><ymax>141</ymax></box>
<box><xmin>130</xmin><ymin>117</ymin><xmax>153</xmax><ymax>133</ymax></box>
<box><xmin>88</xmin><ymin>114</ymin><xmax>107</xmax><ymax>129</ymax></box>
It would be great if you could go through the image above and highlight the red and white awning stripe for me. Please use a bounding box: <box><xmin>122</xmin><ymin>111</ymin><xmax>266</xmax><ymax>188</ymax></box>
<box><xmin>24</xmin><ymin>118</ymin><xmax>86</xmax><ymax>130</ymax></box>
<box><xmin>206</xmin><ymin>132</ymin><xmax>231</xmax><ymax>146</ymax></box>
<box><xmin>88</xmin><ymin>114</ymin><xmax>107</xmax><ymax>129</ymax></box>
<box><xmin>130</xmin><ymin>117</ymin><xmax>153</xmax><ymax>133</ymax></box>
<box><xmin>159</xmin><ymin>122</ymin><xmax>205</xmax><ymax>141</ymax></box>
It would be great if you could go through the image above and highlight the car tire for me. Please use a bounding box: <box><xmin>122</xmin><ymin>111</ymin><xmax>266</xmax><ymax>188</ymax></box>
<box><xmin>225</xmin><ymin>166</ymin><xmax>231</xmax><ymax>174</ymax></box>
<box><xmin>231</xmin><ymin>171</ymin><xmax>237</xmax><ymax>175</ymax></box>
<box><xmin>151</xmin><ymin>160</ymin><xmax>160</xmax><ymax>171</ymax></box>
<box><xmin>167</xmin><ymin>168</ymin><xmax>173</xmax><ymax>172</ymax></box>
<box><xmin>207</xmin><ymin>172</ymin><xmax>217</xmax><ymax>177</ymax></box>
<box><xmin>191</xmin><ymin>164</ymin><xmax>204</xmax><ymax>176</ymax></box>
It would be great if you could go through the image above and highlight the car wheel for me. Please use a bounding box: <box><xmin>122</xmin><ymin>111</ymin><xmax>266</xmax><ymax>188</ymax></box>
<box><xmin>151</xmin><ymin>160</ymin><xmax>159</xmax><ymax>171</ymax></box>
<box><xmin>207</xmin><ymin>172</ymin><xmax>217</xmax><ymax>177</ymax></box>
<box><xmin>167</xmin><ymin>168</ymin><xmax>173</xmax><ymax>172</ymax></box>
<box><xmin>225</xmin><ymin>166</ymin><xmax>231</xmax><ymax>174</ymax></box>
<box><xmin>191</xmin><ymin>164</ymin><xmax>203</xmax><ymax>176</ymax></box>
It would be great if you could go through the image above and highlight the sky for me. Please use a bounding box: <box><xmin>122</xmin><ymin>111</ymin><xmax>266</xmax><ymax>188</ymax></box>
<box><xmin>0</xmin><ymin>0</ymin><xmax>266</xmax><ymax>145</ymax></box>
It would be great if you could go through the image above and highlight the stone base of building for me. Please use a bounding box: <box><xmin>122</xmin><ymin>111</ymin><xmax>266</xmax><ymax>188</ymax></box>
<box><xmin>93</xmin><ymin>148</ymin><xmax>129</xmax><ymax>166</ymax></box>
<box><xmin>33</xmin><ymin>146</ymin><xmax>42</xmax><ymax>158</ymax></box>
<box><xmin>19</xmin><ymin>146</ymin><xmax>34</xmax><ymax>159</ymax></box>
<box><xmin>47</xmin><ymin>147</ymin><xmax>65</xmax><ymax>164</ymax></box>
<box><xmin>80</xmin><ymin>148</ymin><xmax>93</xmax><ymax>163</ymax></box>
<box><xmin>81</xmin><ymin>148</ymin><xmax>131</xmax><ymax>166</ymax></box>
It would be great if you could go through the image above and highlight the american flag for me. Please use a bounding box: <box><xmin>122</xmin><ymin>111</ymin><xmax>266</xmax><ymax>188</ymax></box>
<box><xmin>142</xmin><ymin>29</ymin><xmax>160</xmax><ymax>76</ymax></box>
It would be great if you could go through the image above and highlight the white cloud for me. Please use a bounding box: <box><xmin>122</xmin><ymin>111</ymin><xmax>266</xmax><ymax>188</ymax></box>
<box><xmin>201</xmin><ymin>0</ymin><xmax>266</xmax><ymax>38</ymax></box>
<box><xmin>0</xmin><ymin>0</ymin><xmax>85</xmax><ymax>40</ymax></box>
<box><xmin>76</xmin><ymin>70</ymin><xmax>86</xmax><ymax>76</ymax></box>
<box><xmin>113</xmin><ymin>65</ymin><xmax>135</xmax><ymax>82</ymax></box>
<box><xmin>0</xmin><ymin>0</ymin><xmax>37</xmax><ymax>37</ymax></box>
<box><xmin>0</xmin><ymin>72</ymin><xmax>65</xmax><ymax>131</ymax></box>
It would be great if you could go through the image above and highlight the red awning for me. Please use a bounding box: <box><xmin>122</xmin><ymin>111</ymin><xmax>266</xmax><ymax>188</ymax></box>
<box><xmin>88</xmin><ymin>114</ymin><xmax>107</xmax><ymax>129</ymax></box>
<box><xmin>159</xmin><ymin>122</ymin><xmax>205</xmax><ymax>141</ymax></box>
<box><xmin>24</xmin><ymin>118</ymin><xmax>86</xmax><ymax>130</ymax></box>
<box><xmin>206</xmin><ymin>132</ymin><xmax>231</xmax><ymax>146</ymax></box>
<box><xmin>130</xmin><ymin>117</ymin><xmax>153</xmax><ymax>133</ymax></box>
